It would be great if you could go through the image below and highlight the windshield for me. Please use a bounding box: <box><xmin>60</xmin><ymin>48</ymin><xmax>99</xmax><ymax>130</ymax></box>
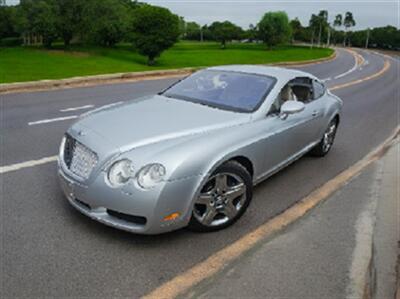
<box><xmin>162</xmin><ymin>70</ymin><xmax>277</xmax><ymax>112</ymax></box>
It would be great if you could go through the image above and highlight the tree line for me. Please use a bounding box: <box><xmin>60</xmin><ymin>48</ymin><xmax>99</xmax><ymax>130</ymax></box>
<box><xmin>0</xmin><ymin>1</ymin><xmax>294</xmax><ymax>63</ymax></box>
<box><xmin>181</xmin><ymin>10</ymin><xmax>399</xmax><ymax>50</ymax></box>
<box><xmin>291</xmin><ymin>11</ymin><xmax>399</xmax><ymax>50</ymax></box>
<box><xmin>1</xmin><ymin>1</ymin><xmax>399</xmax><ymax>65</ymax></box>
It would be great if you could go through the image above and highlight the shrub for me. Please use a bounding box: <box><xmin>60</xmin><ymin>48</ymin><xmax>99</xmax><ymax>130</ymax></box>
<box><xmin>0</xmin><ymin>37</ymin><xmax>23</xmax><ymax>47</ymax></box>
<box><xmin>132</xmin><ymin>5</ymin><xmax>180</xmax><ymax>65</ymax></box>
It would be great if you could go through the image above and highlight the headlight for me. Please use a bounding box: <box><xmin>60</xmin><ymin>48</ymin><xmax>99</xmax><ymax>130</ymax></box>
<box><xmin>107</xmin><ymin>159</ymin><xmax>134</xmax><ymax>187</ymax></box>
<box><xmin>137</xmin><ymin>163</ymin><xmax>166</xmax><ymax>189</ymax></box>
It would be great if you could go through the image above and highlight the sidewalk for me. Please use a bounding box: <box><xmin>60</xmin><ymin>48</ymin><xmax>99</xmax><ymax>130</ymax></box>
<box><xmin>183</xmin><ymin>141</ymin><xmax>399</xmax><ymax>299</ymax></box>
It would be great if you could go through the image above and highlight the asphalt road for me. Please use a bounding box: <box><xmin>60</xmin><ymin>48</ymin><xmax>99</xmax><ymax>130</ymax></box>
<box><xmin>1</xmin><ymin>48</ymin><xmax>399</xmax><ymax>298</ymax></box>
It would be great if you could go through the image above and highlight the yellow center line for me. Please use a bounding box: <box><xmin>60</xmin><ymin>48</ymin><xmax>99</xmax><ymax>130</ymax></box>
<box><xmin>330</xmin><ymin>59</ymin><xmax>390</xmax><ymax>91</ymax></box>
<box><xmin>142</xmin><ymin>53</ymin><xmax>395</xmax><ymax>299</ymax></box>
<box><xmin>348</xmin><ymin>48</ymin><xmax>365</xmax><ymax>67</ymax></box>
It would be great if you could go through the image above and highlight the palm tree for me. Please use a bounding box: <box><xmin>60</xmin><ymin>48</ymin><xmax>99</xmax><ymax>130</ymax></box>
<box><xmin>309</xmin><ymin>13</ymin><xmax>319</xmax><ymax>48</ymax></box>
<box><xmin>317</xmin><ymin>10</ymin><xmax>328</xmax><ymax>46</ymax></box>
<box><xmin>343</xmin><ymin>12</ymin><xmax>356</xmax><ymax>46</ymax></box>
<box><xmin>333</xmin><ymin>14</ymin><xmax>342</xmax><ymax>45</ymax></box>
<box><xmin>333</xmin><ymin>14</ymin><xmax>343</xmax><ymax>28</ymax></box>
<box><xmin>290</xmin><ymin>18</ymin><xmax>302</xmax><ymax>43</ymax></box>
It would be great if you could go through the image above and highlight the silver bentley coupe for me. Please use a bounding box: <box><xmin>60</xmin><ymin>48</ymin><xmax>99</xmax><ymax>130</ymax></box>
<box><xmin>58</xmin><ymin>65</ymin><xmax>343</xmax><ymax>234</ymax></box>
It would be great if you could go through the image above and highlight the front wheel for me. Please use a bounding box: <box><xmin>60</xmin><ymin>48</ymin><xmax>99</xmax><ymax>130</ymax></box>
<box><xmin>310</xmin><ymin>118</ymin><xmax>338</xmax><ymax>157</ymax></box>
<box><xmin>188</xmin><ymin>161</ymin><xmax>253</xmax><ymax>232</ymax></box>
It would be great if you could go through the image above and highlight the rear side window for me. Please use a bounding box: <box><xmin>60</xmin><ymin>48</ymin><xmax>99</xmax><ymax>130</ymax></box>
<box><xmin>313</xmin><ymin>80</ymin><xmax>326</xmax><ymax>99</ymax></box>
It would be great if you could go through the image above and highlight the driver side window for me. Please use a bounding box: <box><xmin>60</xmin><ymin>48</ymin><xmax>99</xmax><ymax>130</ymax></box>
<box><xmin>268</xmin><ymin>82</ymin><xmax>296</xmax><ymax>115</ymax></box>
<box><xmin>268</xmin><ymin>77</ymin><xmax>315</xmax><ymax>115</ymax></box>
<box><xmin>290</xmin><ymin>77</ymin><xmax>314</xmax><ymax>103</ymax></box>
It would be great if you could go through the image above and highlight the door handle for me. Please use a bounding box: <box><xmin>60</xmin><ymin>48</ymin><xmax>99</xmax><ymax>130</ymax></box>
<box><xmin>312</xmin><ymin>110</ymin><xmax>318</xmax><ymax>117</ymax></box>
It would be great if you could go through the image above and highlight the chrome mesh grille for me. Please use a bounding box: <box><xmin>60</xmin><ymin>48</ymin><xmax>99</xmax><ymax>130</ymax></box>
<box><xmin>63</xmin><ymin>135</ymin><xmax>98</xmax><ymax>179</ymax></box>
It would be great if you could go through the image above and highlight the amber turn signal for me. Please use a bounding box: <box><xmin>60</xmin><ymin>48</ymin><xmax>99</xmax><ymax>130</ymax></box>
<box><xmin>163</xmin><ymin>212</ymin><xmax>180</xmax><ymax>221</ymax></box>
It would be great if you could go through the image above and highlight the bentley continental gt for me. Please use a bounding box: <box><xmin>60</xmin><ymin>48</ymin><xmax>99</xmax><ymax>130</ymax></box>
<box><xmin>58</xmin><ymin>65</ymin><xmax>343</xmax><ymax>234</ymax></box>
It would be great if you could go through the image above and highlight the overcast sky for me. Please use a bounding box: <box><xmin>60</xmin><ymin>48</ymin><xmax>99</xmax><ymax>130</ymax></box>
<box><xmin>6</xmin><ymin>0</ymin><xmax>400</xmax><ymax>30</ymax></box>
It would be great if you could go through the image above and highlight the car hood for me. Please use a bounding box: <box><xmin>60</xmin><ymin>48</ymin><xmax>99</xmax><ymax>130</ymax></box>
<box><xmin>70</xmin><ymin>95</ymin><xmax>252</xmax><ymax>153</ymax></box>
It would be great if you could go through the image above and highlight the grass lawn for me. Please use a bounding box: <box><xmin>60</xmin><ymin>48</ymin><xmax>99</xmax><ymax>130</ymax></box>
<box><xmin>0</xmin><ymin>42</ymin><xmax>333</xmax><ymax>83</ymax></box>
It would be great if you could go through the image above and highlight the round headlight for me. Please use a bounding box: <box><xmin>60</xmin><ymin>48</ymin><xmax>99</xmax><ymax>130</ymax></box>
<box><xmin>107</xmin><ymin>159</ymin><xmax>134</xmax><ymax>187</ymax></box>
<box><xmin>137</xmin><ymin>163</ymin><xmax>166</xmax><ymax>189</ymax></box>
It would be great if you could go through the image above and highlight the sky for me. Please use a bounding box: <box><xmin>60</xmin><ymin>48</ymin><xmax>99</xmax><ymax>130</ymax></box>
<box><xmin>6</xmin><ymin>0</ymin><xmax>400</xmax><ymax>30</ymax></box>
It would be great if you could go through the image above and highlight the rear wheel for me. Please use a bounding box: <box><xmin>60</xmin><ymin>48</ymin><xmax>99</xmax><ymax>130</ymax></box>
<box><xmin>188</xmin><ymin>161</ymin><xmax>252</xmax><ymax>232</ymax></box>
<box><xmin>310</xmin><ymin>118</ymin><xmax>338</xmax><ymax>157</ymax></box>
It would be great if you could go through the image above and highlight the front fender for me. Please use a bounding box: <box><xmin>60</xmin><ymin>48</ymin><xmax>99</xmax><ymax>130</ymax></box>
<box><xmin>151</xmin><ymin>123</ymin><xmax>262</xmax><ymax>182</ymax></box>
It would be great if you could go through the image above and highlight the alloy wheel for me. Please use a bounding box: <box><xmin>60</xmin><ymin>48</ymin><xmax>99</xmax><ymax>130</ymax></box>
<box><xmin>193</xmin><ymin>172</ymin><xmax>247</xmax><ymax>227</ymax></box>
<box><xmin>322</xmin><ymin>122</ymin><xmax>337</xmax><ymax>153</ymax></box>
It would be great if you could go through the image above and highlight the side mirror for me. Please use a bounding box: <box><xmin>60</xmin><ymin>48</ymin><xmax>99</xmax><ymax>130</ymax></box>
<box><xmin>279</xmin><ymin>101</ymin><xmax>305</xmax><ymax>119</ymax></box>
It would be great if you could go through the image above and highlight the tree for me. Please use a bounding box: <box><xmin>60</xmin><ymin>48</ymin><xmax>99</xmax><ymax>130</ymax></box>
<box><xmin>185</xmin><ymin>22</ymin><xmax>201</xmax><ymax>40</ymax></box>
<box><xmin>178</xmin><ymin>16</ymin><xmax>186</xmax><ymax>38</ymax></box>
<box><xmin>200</xmin><ymin>25</ymin><xmax>213</xmax><ymax>41</ymax></box>
<box><xmin>258</xmin><ymin>11</ymin><xmax>291</xmax><ymax>48</ymax></box>
<box><xmin>370</xmin><ymin>26</ymin><xmax>399</xmax><ymax>49</ymax></box>
<box><xmin>245</xmin><ymin>23</ymin><xmax>257</xmax><ymax>42</ymax></box>
<box><xmin>332</xmin><ymin>14</ymin><xmax>342</xmax><ymax>45</ymax></box>
<box><xmin>309</xmin><ymin>13</ymin><xmax>319</xmax><ymax>47</ymax></box>
<box><xmin>348</xmin><ymin>26</ymin><xmax>400</xmax><ymax>49</ymax></box>
<box><xmin>82</xmin><ymin>0</ymin><xmax>131</xmax><ymax>47</ymax></box>
<box><xmin>333</xmin><ymin>14</ymin><xmax>342</xmax><ymax>28</ymax></box>
<box><xmin>343</xmin><ymin>11</ymin><xmax>356</xmax><ymax>46</ymax></box>
<box><xmin>209</xmin><ymin>21</ymin><xmax>242</xmax><ymax>48</ymax></box>
<box><xmin>290</xmin><ymin>18</ymin><xmax>302</xmax><ymax>43</ymax></box>
<box><xmin>55</xmin><ymin>0</ymin><xmax>84</xmax><ymax>47</ymax></box>
<box><xmin>309</xmin><ymin>11</ymin><xmax>330</xmax><ymax>47</ymax></box>
<box><xmin>132</xmin><ymin>5</ymin><xmax>180</xmax><ymax>65</ymax></box>
<box><xmin>19</xmin><ymin>0</ymin><xmax>58</xmax><ymax>48</ymax></box>
<box><xmin>0</xmin><ymin>5</ymin><xmax>19</xmax><ymax>39</ymax></box>
<box><xmin>317</xmin><ymin>10</ymin><xmax>328</xmax><ymax>46</ymax></box>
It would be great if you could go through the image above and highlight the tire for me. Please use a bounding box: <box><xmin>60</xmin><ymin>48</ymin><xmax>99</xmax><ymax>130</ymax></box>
<box><xmin>310</xmin><ymin>117</ymin><xmax>338</xmax><ymax>157</ymax></box>
<box><xmin>188</xmin><ymin>161</ymin><xmax>253</xmax><ymax>232</ymax></box>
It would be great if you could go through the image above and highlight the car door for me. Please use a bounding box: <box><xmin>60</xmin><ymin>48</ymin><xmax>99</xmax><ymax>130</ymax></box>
<box><xmin>260</xmin><ymin>78</ymin><xmax>322</xmax><ymax>175</ymax></box>
<box><xmin>309</xmin><ymin>79</ymin><xmax>329</xmax><ymax>141</ymax></box>
<box><xmin>287</xmin><ymin>77</ymin><xmax>326</xmax><ymax>150</ymax></box>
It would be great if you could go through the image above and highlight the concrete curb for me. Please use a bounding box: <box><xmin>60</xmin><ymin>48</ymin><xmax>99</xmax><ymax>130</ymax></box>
<box><xmin>0</xmin><ymin>50</ymin><xmax>336</xmax><ymax>95</ymax></box>
<box><xmin>363</xmin><ymin>138</ymin><xmax>399</xmax><ymax>299</ymax></box>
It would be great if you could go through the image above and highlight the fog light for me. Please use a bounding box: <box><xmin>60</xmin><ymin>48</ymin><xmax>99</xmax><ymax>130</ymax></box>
<box><xmin>163</xmin><ymin>212</ymin><xmax>180</xmax><ymax>221</ymax></box>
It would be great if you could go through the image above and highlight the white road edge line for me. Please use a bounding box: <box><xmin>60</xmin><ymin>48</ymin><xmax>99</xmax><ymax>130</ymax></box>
<box><xmin>333</xmin><ymin>55</ymin><xmax>359</xmax><ymax>80</ymax></box>
<box><xmin>28</xmin><ymin>115</ymin><xmax>78</xmax><ymax>126</ymax></box>
<box><xmin>322</xmin><ymin>49</ymin><xmax>359</xmax><ymax>82</ymax></box>
<box><xmin>60</xmin><ymin>104</ymin><xmax>94</xmax><ymax>112</ymax></box>
<box><xmin>0</xmin><ymin>156</ymin><xmax>58</xmax><ymax>174</ymax></box>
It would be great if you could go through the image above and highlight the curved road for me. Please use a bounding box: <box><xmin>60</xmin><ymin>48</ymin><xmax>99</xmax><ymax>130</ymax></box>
<box><xmin>1</xmin><ymin>48</ymin><xmax>399</xmax><ymax>298</ymax></box>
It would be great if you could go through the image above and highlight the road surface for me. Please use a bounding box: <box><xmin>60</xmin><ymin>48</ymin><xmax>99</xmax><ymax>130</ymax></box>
<box><xmin>1</xmin><ymin>48</ymin><xmax>399</xmax><ymax>298</ymax></box>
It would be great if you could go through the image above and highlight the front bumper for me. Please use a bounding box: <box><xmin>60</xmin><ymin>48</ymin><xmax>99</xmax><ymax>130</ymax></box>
<box><xmin>58</xmin><ymin>165</ymin><xmax>204</xmax><ymax>234</ymax></box>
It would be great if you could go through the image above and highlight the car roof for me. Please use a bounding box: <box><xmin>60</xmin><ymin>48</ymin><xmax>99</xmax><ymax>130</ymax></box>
<box><xmin>206</xmin><ymin>65</ymin><xmax>318</xmax><ymax>82</ymax></box>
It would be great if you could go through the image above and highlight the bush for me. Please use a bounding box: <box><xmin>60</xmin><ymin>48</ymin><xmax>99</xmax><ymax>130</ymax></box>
<box><xmin>258</xmin><ymin>11</ymin><xmax>292</xmax><ymax>48</ymax></box>
<box><xmin>132</xmin><ymin>5</ymin><xmax>180</xmax><ymax>65</ymax></box>
<box><xmin>81</xmin><ymin>0</ymin><xmax>131</xmax><ymax>47</ymax></box>
<box><xmin>0</xmin><ymin>37</ymin><xmax>23</xmax><ymax>47</ymax></box>
<box><xmin>209</xmin><ymin>21</ymin><xmax>243</xmax><ymax>48</ymax></box>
